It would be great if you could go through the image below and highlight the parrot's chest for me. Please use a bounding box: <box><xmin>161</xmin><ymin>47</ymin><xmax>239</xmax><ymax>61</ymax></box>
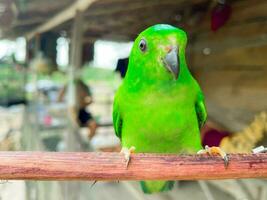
<box><xmin>121</xmin><ymin>89</ymin><xmax>201</xmax><ymax>153</ymax></box>
<box><xmin>126</xmin><ymin>93</ymin><xmax>191</xmax><ymax>133</ymax></box>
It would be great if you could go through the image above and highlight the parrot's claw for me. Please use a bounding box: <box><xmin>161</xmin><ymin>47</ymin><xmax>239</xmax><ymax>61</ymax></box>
<box><xmin>120</xmin><ymin>146</ymin><xmax>136</xmax><ymax>169</ymax></box>
<box><xmin>197</xmin><ymin>145</ymin><xmax>229</xmax><ymax>168</ymax></box>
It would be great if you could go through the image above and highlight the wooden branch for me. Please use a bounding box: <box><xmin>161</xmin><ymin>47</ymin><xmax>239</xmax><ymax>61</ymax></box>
<box><xmin>0</xmin><ymin>152</ymin><xmax>267</xmax><ymax>181</ymax></box>
<box><xmin>25</xmin><ymin>0</ymin><xmax>97</xmax><ymax>40</ymax></box>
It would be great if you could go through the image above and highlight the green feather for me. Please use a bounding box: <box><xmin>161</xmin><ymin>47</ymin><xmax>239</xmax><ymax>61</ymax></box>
<box><xmin>140</xmin><ymin>181</ymin><xmax>174</xmax><ymax>194</ymax></box>
<box><xmin>113</xmin><ymin>24</ymin><xmax>207</xmax><ymax>193</ymax></box>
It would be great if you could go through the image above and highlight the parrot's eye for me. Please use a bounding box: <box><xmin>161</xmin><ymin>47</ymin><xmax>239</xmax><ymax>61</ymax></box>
<box><xmin>139</xmin><ymin>39</ymin><xmax>147</xmax><ymax>52</ymax></box>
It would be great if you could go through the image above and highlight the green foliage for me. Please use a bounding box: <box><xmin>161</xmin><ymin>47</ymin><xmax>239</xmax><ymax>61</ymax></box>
<box><xmin>0</xmin><ymin>63</ymin><xmax>26</xmax><ymax>105</ymax></box>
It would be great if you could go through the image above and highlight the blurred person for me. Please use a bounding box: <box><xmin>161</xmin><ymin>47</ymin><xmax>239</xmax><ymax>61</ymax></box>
<box><xmin>58</xmin><ymin>79</ymin><xmax>97</xmax><ymax>140</ymax></box>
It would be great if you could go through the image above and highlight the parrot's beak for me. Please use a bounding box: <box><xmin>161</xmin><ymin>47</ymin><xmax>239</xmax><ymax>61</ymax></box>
<box><xmin>163</xmin><ymin>46</ymin><xmax>179</xmax><ymax>80</ymax></box>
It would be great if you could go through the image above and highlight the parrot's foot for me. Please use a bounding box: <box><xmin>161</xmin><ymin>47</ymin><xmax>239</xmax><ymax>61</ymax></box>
<box><xmin>120</xmin><ymin>146</ymin><xmax>136</xmax><ymax>169</ymax></box>
<box><xmin>197</xmin><ymin>145</ymin><xmax>229</xmax><ymax>168</ymax></box>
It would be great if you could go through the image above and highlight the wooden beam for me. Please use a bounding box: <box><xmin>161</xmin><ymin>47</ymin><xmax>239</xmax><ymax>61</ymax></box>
<box><xmin>84</xmin><ymin>0</ymin><xmax>205</xmax><ymax>17</ymax></box>
<box><xmin>82</xmin><ymin>5</ymin><xmax>186</xmax><ymax>41</ymax></box>
<box><xmin>0</xmin><ymin>152</ymin><xmax>267</xmax><ymax>181</ymax></box>
<box><xmin>12</xmin><ymin>17</ymin><xmax>47</xmax><ymax>27</ymax></box>
<box><xmin>25</xmin><ymin>0</ymin><xmax>97</xmax><ymax>40</ymax></box>
<box><xmin>80</xmin><ymin>0</ymin><xmax>207</xmax><ymax>40</ymax></box>
<box><xmin>82</xmin><ymin>0</ymin><xmax>205</xmax><ymax>32</ymax></box>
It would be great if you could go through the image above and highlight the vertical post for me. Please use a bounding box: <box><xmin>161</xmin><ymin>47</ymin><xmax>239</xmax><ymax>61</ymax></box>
<box><xmin>34</xmin><ymin>34</ymin><xmax>40</xmax><ymax>57</ymax></box>
<box><xmin>31</xmin><ymin>34</ymin><xmax>42</xmax><ymax>200</ymax></box>
<box><xmin>31</xmin><ymin>34</ymin><xmax>41</xmax><ymax>98</ymax></box>
<box><xmin>70</xmin><ymin>12</ymin><xmax>83</xmax><ymax>71</ymax></box>
<box><xmin>66</xmin><ymin>10</ymin><xmax>84</xmax><ymax>151</ymax></box>
<box><xmin>64</xmin><ymin>10</ymin><xmax>84</xmax><ymax>200</ymax></box>
<box><xmin>25</xmin><ymin>39</ymin><xmax>30</xmax><ymax>64</ymax></box>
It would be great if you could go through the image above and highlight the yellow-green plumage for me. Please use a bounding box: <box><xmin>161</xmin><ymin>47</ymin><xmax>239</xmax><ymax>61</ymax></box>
<box><xmin>113</xmin><ymin>24</ymin><xmax>207</xmax><ymax>193</ymax></box>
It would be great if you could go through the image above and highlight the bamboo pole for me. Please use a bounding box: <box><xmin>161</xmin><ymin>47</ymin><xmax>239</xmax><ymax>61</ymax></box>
<box><xmin>0</xmin><ymin>152</ymin><xmax>266</xmax><ymax>181</ymax></box>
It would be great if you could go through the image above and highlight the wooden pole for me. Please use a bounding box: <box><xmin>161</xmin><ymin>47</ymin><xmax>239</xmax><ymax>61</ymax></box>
<box><xmin>70</xmin><ymin>11</ymin><xmax>83</xmax><ymax>71</ymax></box>
<box><xmin>66</xmin><ymin>10</ymin><xmax>85</xmax><ymax>151</ymax></box>
<box><xmin>0</xmin><ymin>152</ymin><xmax>266</xmax><ymax>181</ymax></box>
<box><xmin>64</xmin><ymin>10</ymin><xmax>86</xmax><ymax>200</ymax></box>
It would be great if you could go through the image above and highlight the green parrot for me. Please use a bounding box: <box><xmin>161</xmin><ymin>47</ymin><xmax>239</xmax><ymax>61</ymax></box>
<box><xmin>113</xmin><ymin>24</ymin><xmax>208</xmax><ymax>193</ymax></box>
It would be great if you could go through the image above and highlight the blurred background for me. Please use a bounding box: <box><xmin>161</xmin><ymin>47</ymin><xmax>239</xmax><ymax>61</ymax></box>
<box><xmin>0</xmin><ymin>0</ymin><xmax>266</xmax><ymax>199</ymax></box>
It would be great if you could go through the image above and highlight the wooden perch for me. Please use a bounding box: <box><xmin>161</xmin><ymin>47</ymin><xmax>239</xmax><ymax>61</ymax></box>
<box><xmin>0</xmin><ymin>152</ymin><xmax>266</xmax><ymax>181</ymax></box>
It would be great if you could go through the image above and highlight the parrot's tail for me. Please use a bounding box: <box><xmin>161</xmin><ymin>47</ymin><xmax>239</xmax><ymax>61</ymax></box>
<box><xmin>140</xmin><ymin>180</ymin><xmax>174</xmax><ymax>194</ymax></box>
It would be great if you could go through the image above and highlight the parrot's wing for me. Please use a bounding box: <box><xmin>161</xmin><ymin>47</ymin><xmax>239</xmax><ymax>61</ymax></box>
<box><xmin>113</xmin><ymin>95</ymin><xmax>123</xmax><ymax>139</ymax></box>
<box><xmin>195</xmin><ymin>92</ymin><xmax>207</xmax><ymax>129</ymax></box>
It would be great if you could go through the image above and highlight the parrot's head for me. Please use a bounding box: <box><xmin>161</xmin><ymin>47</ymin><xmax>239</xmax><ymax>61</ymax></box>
<box><xmin>127</xmin><ymin>24</ymin><xmax>189</xmax><ymax>83</ymax></box>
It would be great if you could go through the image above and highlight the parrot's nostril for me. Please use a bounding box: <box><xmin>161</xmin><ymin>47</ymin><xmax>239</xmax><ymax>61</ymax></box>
<box><xmin>165</xmin><ymin>46</ymin><xmax>172</xmax><ymax>53</ymax></box>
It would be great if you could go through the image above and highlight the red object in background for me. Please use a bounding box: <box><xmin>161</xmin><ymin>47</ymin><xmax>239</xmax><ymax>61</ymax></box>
<box><xmin>211</xmin><ymin>2</ymin><xmax>232</xmax><ymax>32</ymax></box>
<box><xmin>202</xmin><ymin>129</ymin><xmax>229</xmax><ymax>147</ymax></box>
<box><xmin>44</xmin><ymin>115</ymin><xmax>52</xmax><ymax>126</ymax></box>
<box><xmin>201</xmin><ymin>122</ymin><xmax>230</xmax><ymax>147</ymax></box>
